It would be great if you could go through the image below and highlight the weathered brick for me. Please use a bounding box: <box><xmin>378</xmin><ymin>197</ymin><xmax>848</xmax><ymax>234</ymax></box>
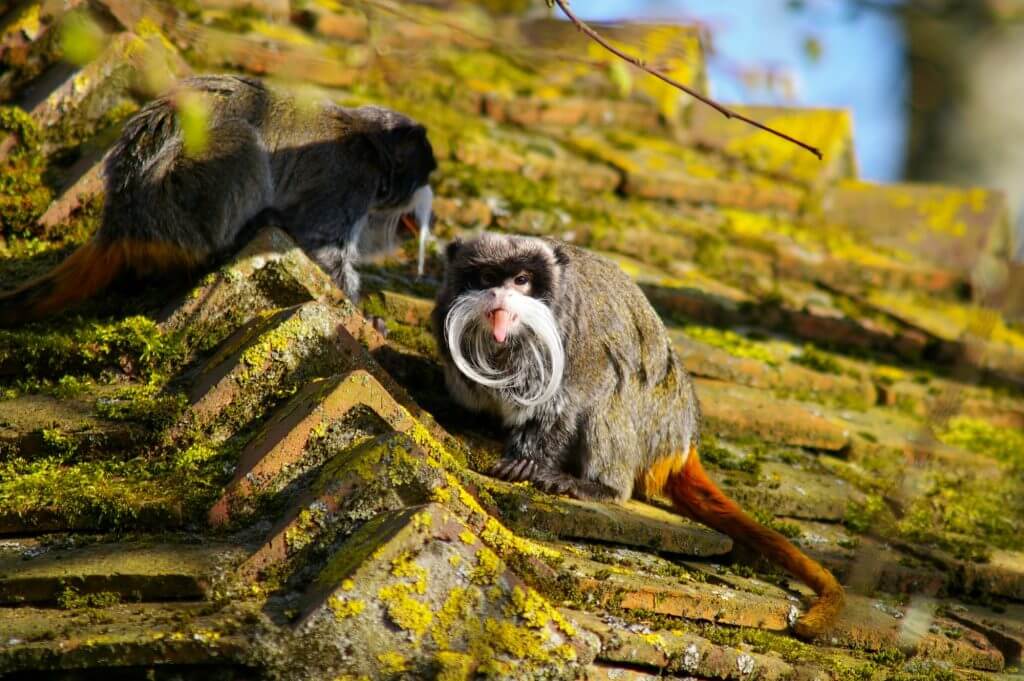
<box><xmin>0</xmin><ymin>390</ymin><xmax>143</xmax><ymax>461</ymax></box>
<box><xmin>688</xmin><ymin>105</ymin><xmax>856</xmax><ymax>189</ymax></box>
<box><xmin>823</xmin><ymin>181</ymin><xmax>1010</xmax><ymax>283</ymax></box>
<box><xmin>0</xmin><ymin>602</ymin><xmax>250</xmax><ymax>676</ymax></box>
<box><xmin>160</xmin><ymin>226</ymin><xmax>382</xmax><ymax>358</ymax></box>
<box><xmin>182</xmin><ymin>301</ymin><xmax>374</xmax><ymax>439</ymax></box>
<box><xmin>292</xmin><ymin>503</ymin><xmax>593</xmax><ymax>679</ymax></box>
<box><xmin>209</xmin><ymin>370</ymin><xmax>431</xmax><ymax>527</ymax></box>
<box><xmin>558</xmin><ymin>554</ymin><xmax>798</xmax><ymax>631</ymax></box>
<box><xmin>697</xmin><ymin>379</ymin><xmax>851</xmax><ymax>451</ymax></box>
<box><xmin>0</xmin><ymin>542</ymin><xmax>241</xmax><ymax>605</ymax></box>
<box><xmin>479</xmin><ymin>474</ymin><xmax>731</xmax><ymax>557</ymax></box>
<box><xmin>571</xmin><ymin>609</ymin><xmax>801</xmax><ymax>680</ymax></box>
<box><xmin>234</xmin><ymin>431</ymin><xmax>448</xmax><ymax>581</ymax></box>
<box><xmin>815</xmin><ymin>594</ymin><xmax>1004</xmax><ymax>671</ymax></box>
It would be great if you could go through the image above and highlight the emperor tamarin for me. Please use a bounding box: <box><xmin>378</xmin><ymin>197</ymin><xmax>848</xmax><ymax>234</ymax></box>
<box><xmin>0</xmin><ymin>74</ymin><xmax>436</xmax><ymax>325</ymax></box>
<box><xmin>433</xmin><ymin>233</ymin><xmax>845</xmax><ymax>638</ymax></box>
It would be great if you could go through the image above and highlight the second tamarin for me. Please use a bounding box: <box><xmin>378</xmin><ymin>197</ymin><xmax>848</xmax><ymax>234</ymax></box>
<box><xmin>0</xmin><ymin>74</ymin><xmax>436</xmax><ymax>326</ymax></box>
<box><xmin>433</xmin><ymin>233</ymin><xmax>845</xmax><ymax>638</ymax></box>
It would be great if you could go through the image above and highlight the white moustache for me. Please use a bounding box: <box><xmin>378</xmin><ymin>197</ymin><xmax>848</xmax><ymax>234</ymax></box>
<box><xmin>444</xmin><ymin>289</ymin><xmax>565</xmax><ymax>407</ymax></box>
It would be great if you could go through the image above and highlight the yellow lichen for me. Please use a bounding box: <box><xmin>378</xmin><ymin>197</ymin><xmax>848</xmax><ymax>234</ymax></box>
<box><xmin>327</xmin><ymin>594</ymin><xmax>366</xmax><ymax>620</ymax></box>
<box><xmin>470</xmin><ymin>547</ymin><xmax>502</xmax><ymax>585</ymax></box>
<box><xmin>376</xmin><ymin>651</ymin><xmax>407</xmax><ymax>673</ymax></box>
<box><xmin>436</xmin><ymin>651</ymin><xmax>474</xmax><ymax>681</ymax></box>
<box><xmin>431</xmin><ymin>586</ymin><xmax>479</xmax><ymax>650</ymax></box>
<box><xmin>509</xmin><ymin>586</ymin><xmax>577</xmax><ymax>637</ymax></box>
<box><xmin>390</xmin><ymin>552</ymin><xmax>428</xmax><ymax>594</ymax></box>
<box><xmin>378</xmin><ymin>583</ymin><xmax>433</xmax><ymax>639</ymax></box>
<box><xmin>413</xmin><ymin>509</ymin><xmax>433</xmax><ymax>530</ymax></box>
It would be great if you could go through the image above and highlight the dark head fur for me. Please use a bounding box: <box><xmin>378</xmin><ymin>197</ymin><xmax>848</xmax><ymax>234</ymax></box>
<box><xmin>348</xmin><ymin>105</ymin><xmax>437</xmax><ymax>211</ymax></box>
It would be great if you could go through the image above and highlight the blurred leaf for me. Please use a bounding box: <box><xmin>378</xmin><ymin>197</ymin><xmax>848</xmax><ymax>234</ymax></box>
<box><xmin>177</xmin><ymin>92</ymin><xmax>210</xmax><ymax>158</ymax></box>
<box><xmin>803</xmin><ymin>35</ymin><xmax>823</xmax><ymax>63</ymax></box>
<box><xmin>59</xmin><ymin>12</ymin><xmax>105</xmax><ymax>66</ymax></box>
<box><xmin>608</xmin><ymin>60</ymin><xmax>633</xmax><ymax>98</ymax></box>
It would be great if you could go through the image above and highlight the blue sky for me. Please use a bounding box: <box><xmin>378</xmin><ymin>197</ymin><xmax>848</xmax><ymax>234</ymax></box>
<box><xmin>572</xmin><ymin>0</ymin><xmax>908</xmax><ymax>181</ymax></box>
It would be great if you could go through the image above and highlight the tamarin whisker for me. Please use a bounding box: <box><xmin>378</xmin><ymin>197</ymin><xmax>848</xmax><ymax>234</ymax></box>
<box><xmin>433</xmin><ymin>233</ymin><xmax>845</xmax><ymax>638</ymax></box>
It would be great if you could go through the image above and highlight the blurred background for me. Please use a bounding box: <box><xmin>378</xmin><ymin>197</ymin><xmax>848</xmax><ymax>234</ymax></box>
<box><xmin>2</xmin><ymin>3</ymin><xmax>1024</xmax><ymax>678</ymax></box>
<box><xmin>576</xmin><ymin>0</ymin><xmax>1024</xmax><ymax>257</ymax></box>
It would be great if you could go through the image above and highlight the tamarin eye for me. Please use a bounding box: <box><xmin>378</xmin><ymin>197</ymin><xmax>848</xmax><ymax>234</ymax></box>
<box><xmin>514</xmin><ymin>273</ymin><xmax>531</xmax><ymax>286</ymax></box>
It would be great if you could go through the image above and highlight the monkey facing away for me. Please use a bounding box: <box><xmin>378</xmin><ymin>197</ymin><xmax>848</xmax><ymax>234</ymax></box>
<box><xmin>432</xmin><ymin>233</ymin><xmax>845</xmax><ymax>638</ymax></box>
<box><xmin>0</xmin><ymin>74</ymin><xmax>436</xmax><ymax>326</ymax></box>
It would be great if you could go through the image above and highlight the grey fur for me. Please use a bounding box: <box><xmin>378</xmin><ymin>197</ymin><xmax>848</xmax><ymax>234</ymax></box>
<box><xmin>101</xmin><ymin>75</ymin><xmax>436</xmax><ymax>299</ymax></box>
<box><xmin>433</xmin><ymin>233</ymin><xmax>701</xmax><ymax>501</ymax></box>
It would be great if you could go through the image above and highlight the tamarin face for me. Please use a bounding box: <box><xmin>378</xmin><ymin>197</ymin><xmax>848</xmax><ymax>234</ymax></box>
<box><xmin>349</xmin><ymin>105</ymin><xmax>437</xmax><ymax>265</ymax></box>
<box><xmin>438</xmin><ymin>234</ymin><xmax>567</xmax><ymax>406</ymax></box>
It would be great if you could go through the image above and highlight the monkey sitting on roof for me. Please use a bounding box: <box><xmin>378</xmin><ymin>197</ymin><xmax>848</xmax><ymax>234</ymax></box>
<box><xmin>433</xmin><ymin>233</ymin><xmax>845</xmax><ymax>638</ymax></box>
<box><xmin>0</xmin><ymin>74</ymin><xmax>436</xmax><ymax>326</ymax></box>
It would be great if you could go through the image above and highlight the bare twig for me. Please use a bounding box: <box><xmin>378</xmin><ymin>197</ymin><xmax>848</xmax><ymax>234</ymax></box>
<box><xmin>548</xmin><ymin>0</ymin><xmax>823</xmax><ymax>159</ymax></box>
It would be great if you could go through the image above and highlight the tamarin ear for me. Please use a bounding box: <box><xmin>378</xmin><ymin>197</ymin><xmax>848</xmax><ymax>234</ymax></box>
<box><xmin>445</xmin><ymin>238</ymin><xmax>463</xmax><ymax>262</ymax></box>
<box><xmin>552</xmin><ymin>243</ymin><xmax>571</xmax><ymax>267</ymax></box>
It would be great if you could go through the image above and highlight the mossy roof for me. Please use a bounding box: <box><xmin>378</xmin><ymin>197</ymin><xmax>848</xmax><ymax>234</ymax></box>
<box><xmin>1</xmin><ymin>1</ymin><xmax>1023</xmax><ymax>679</ymax></box>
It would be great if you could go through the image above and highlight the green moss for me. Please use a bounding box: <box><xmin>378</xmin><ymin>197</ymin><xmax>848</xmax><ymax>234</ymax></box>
<box><xmin>939</xmin><ymin>416</ymin><xmax>1024</xmax><ymax>473</ymax></box>
<box><xmin>700</xmin><ymin>436</ymin><xmax>762</xmax><ymax>475</ymax></box>
<box><xmin>94</xmin><ymin>384</ymin><xmax>188</xmax><ymax>430</ymax></box>
<box><xmin>751</xmin><ymin>507</ymin><xmax>801</xmax><ymax>539</ymax></box>
<box><xmin>0</xmin><ymin>430</ymin><xmax>237</xmax><ymax>531</ymax></box>
<box><xmin>682</xmin><ymin>324</ymin><xmax>779</xmax><ymax>366</ymax></box>
<box><xmin>791</xmin><ymin>344</ymin><xmax>845</xmax><ymax>375</ymax></box>
<box><xmin>868</xmin><ymin>648</ymin><xmax>907</xmax><ymax>665</ymax></box>
<box><xmin>56</xmin><ymin>586</ymin><xmax>122</xmax><ymax>609</ymax></box>
<box><xmin>896</xmin><ymin>470</ymin><xmax>1023</xmax><ymax>559</ymax></box>
<box><xmin>843</xmin><ymin>494</ymin><xmax>888</xmax><ymax>534</ymax></box>
<box><xmin>0</xmin><ymin>106</ymin><xmax>53</xmax><ymax>234</ymax></box>
<box><xmin>386</xmin><ymin>321</ymin><xmax>438</xmax><ymax>357</ymax></box>
<box><xmin>0</xmin><ymin>315</ymin><xmax>185</xmax><ymax>387</ymax></box>
<box><xmin>52</xmin><ymin>375</ymin><xmax>92</xmax><ymax>399</ymax></box>
<box><xmin>44</xmin><ymin>96</ymin><xmax>138</xmax><ymax>154</ymax></box>
<box><xmin>209</xmin><ymin>5</ymin><xmax>264</xmax><ymax>33</ymax></box>
<box><xmin>41</xmin><ymin>427</ymin><xmax>76</xmax><ymax>458</ymax></box>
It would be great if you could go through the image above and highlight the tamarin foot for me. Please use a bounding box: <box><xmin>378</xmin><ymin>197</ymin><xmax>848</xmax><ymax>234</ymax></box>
<box><xmin>792</xmin><ymin>581</ymin><xmax>845</xmax><ymax>639</ymax></box>
<box><xmin>490</xmin><ymin>458</ymin><xmax>576</xmax><ymax>495</ymax></box>
<box><xmin>490</xmin><ymin>457</ymin><xmax>539</xmax><ymax>483</ymax></box>
<box><xmin>490</xmin><ymin>458</ymin><xmax>620</xmax><ymax>501</ymax></box>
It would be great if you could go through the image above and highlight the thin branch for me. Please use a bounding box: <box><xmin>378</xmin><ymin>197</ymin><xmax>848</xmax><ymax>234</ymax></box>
<box><xmin>548</xmin><ymin>0</ymin><xmax>823</xmax><ymax>160</ymax></box>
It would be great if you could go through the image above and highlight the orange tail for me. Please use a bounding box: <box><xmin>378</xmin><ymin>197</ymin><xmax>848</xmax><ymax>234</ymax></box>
<box><xmin>0</xmin><ymin>239</ymin><xmax>199</xmax><ymax>326</ymax></box>
<box><xmin>661</xmin><ymin>448</ymin><xmax>845</xmax><ymax>638</ymax></box>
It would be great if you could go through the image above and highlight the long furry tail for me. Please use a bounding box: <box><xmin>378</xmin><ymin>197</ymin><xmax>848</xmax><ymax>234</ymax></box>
<box><xmin>664</xmin><ymin>447</ymin><xmax>845</xmax><ymax>639</ymax></box>
<box><xmin>0</xmin><ymin>239</ymin><xmax>199</xmax><ymax>326</ymax></box>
